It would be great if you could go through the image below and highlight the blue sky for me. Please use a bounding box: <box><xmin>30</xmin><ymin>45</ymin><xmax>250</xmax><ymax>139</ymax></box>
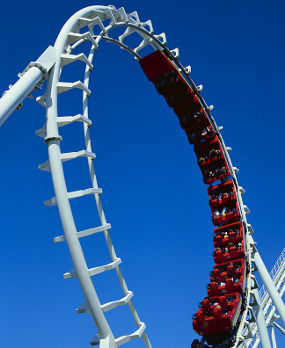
<box><xmin>0</xmin><ymin>1</ymin><xmax>284</xmax><ymax>347</ymax></box>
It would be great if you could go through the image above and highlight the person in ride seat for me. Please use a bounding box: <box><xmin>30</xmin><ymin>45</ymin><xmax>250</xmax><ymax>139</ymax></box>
<box><xmin>155</xmin><ymin>71</ymin><xmax>178</xmax><ymax>94</ymax></box>
<box><xmin>213</xmin><ymin>232</ymin><xmax>223</xmax><ymax>244</ymax></box>
<box><xmin>234</xmin><ymin>261</ymin><xmax>242</xmax><ymax>269</ymax></box>
<box><xmin>213</xmin><ymin>209</ymin><xmax>220</xmax><ymax>218</ymax></box>
<box><xmin>223</xmin><ymin>246</ymin><xmax>229</xmax><ymax>254</ymax></box>
<box><xmin>200</xmin><ymin>126</ymin><xmax>215</xmax><ymax>141</ymax></box>
<box><xmin>194</xmin><ymin>311</ymin><xmax>205</xmax><ymax>323</ymax></box>
<box><xmin>208</xmin><ymin>170</ymin><xmax>215</xmax><ymax>179</ymax></box>
<box><xmin>209</xmin><ymin>148</ymin><xmax>220</xmax><ymax>159</ymax></box>
<box><xmin>223</xmin><ymin>191</ymin><xmax>230</xmax><ymax>201</ymax></box>
<box><xmin>201</xmin><ymin>127</ymin><xmax>210</xmax><ymax>137</ymax></box>
<box><xmin>193</xmin><ymin>111</ymin><xmax>203</xmax><ymax>123</ymax></box>
<box><xmin>214</xmin><ymin>247</ymin><xmax>223</xmax><ymax>261</ymax></box>
<box><xmin>201</xmin><ymin>298</ymin><xmax>212</xmax><ymax>313</ymax></box>
<box><xmin>216</xmin><ymin>165</ymin><xmax>227</xmax><ymax>176</ymax></box>
<box><xmin>198</xmin><ymin>155</ymin><xmax>208</xmax><ymax>165</ymax></box>
<box><xmin>223</xmin><ymin>231</ymin><xmax>229</xmax><ymax>240</ymax></box>
<box><xmin>226</xmin><ymin>295</ymin><xmax>235</xmax><ymax>303</ymax></box>
<box><xmin>229</xmin><ymin>229</ymin><xmax>240</xmax><ymax>242</ymax></box>
<box><xmin>212</xmin><ymin>303</ymin><xmax>223</xmax><ymax>318</ymax></box>
<box><xmin>212</xmin><ymin>267</ymin><xmax>223</xmax><ymax>280</ymax></box>
<box><xmin>228</xmin><ymin>242</ymin><xmax>238</xmax><ymax>257</ymax></box>
<box><xmin>203</xmin><ymin>170</ymin><xmax>212</xmax><ymax>182</ymax></box>
<box><xmin>227</xmin><ymin>263</ymin><xmax>236</xmax><ymax>276</ymax></box>
<box><xmin>217</xmin><ymin>191</ymin><xmax>224</xmax><ymax>202</ymax></box>
<box><xmin>221</xmin><ymin>307</ymin><xmax>229</xmax><ymax>315</ymax></box>
<box><xmin>208</xmin><ymin>282</ymin><xmax>219</xmax><ymax>292</ymax></box>
<box><xmin>221</xmin><ymin>207</ymin><xmax>228</xmax><ymax>217</ymax></box>
<box><xmin>225</xmin><ymin>277</ymin><xmax>235</xmax><ymax>290</ymax></box>
<box><xmin>219</xmin><ymin>296</ymin><xmax>227</xmax><ymax>307</ymax></box>
<box><xmin>188</xmin><ymin>128</ymin><xmax>200</xmax><ymax>143</ymax></box>
<box><xmin>233</xmin><ymin>266</ymin><xmax>242</xmax><ymax>278</ymax></box>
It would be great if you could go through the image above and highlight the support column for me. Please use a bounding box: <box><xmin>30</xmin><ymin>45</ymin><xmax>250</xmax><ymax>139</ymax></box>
<box><xmin>251</xmin><ymin>288</ymin><xmax>272</xmax><ymax>348</ymax></box>
<box><xmin>270</xmin><ymin>323</ymin><xmax>277</xmax><ymax>348</ymax></box>
<box><xmin>253</xmin><ymin>249</ymin><xmax>285</xmax><ymax>326</ymax></box>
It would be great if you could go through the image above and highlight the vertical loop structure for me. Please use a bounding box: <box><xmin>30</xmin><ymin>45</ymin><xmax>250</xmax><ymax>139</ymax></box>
<box><xmin>30</xmin><ymin>4</ymin><xmax>284</xmax><ymax>348</ymax></box>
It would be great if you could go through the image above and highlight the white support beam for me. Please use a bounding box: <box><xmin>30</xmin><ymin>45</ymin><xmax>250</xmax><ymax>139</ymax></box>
<box><xmin>253</xmin><ymin>246</ymin><xmax>285</xmax><ymax>326</ymax></box>
<box><xmin>0</xmin><ymin>46</ymin><xmax>55</xmax><ymax>126</ymax></box>
<box><xmin>251</xmin><ymin>288</ymin><xmax>272</xmax><ymax>348</ymax></box>
<box><xmin>274</xmin><ymin>321</ymin><xmax>285</xmax><ymax>335</ymax></box>
<box><xmin>270</xmin><ymin>325</ymin><xmax>277</xmax><ymax>348</ymax></box>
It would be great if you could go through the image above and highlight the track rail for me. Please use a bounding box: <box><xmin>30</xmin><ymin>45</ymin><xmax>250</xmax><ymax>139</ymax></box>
<box><xmin>34</xmin><ymin>5</ymin><xmax>257</xmax><ymax>347</ymax></box>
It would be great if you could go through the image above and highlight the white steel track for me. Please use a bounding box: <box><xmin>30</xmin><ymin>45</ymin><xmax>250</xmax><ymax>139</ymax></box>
<box><xmin>244</xmin><ymin>249</ymin><xmax>285</xmax><ymax>348</ymax></box>
<box><xmin>0</xmin><ymin>4</ymin><xmax>284</xmax><ymax>348</ymax></box>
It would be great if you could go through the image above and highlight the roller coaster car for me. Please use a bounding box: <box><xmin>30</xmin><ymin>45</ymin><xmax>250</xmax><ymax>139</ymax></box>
<box><xmin>207</xmin><ymin>280</ymin><xmax>227</xmax><ymax>297</ymax></box>
<box><xmin>139</xmin><ymin>50</ymin><xmax>202</xmax><ymax>113</ymax></box>
<box><xmin>187</xmin><ymin>125</ymin><xmax>216</xmax><ymax>145</ymax></box>
<box><xmin>172</xmin><ymin>91</ymin><xmax>201</xmax><ymax>114</ymax></box>
<box><xmin>139</xmin><ymin>50</ymin><xmax>177</xmax><ymax>82</ymax></box>
<box><xmin>211</xmin><ymin>201</ymin><xmax>241</xmax><ymax>226</ymax></box>
<box><xmin>208</xmin><ymin>180</ymin><xmax>237</xmax><ymax>209</ymax></box>
<box><xmin>166</xmin><ymin>88</ymin><xmax>199</xmax><ymax>110</ymax></box>
<box><xmin>194</xmin><ymin>138</ymin><xmax>223</xmax><ymax>167</ymax></box>
<box><xmin>202</xmin><ymin>159</ymin><xmax>230</xmax><ymax>185</ymax></box>
<box><xmin>208</xmin><ymin>260</ymin><xmax>245</xmax><ymax>297</ymax></box>
<box><xmin>213</xmin><ymin>221</ymin><xmax>243</xmax><ymax>247</ymax></box>
<box><xmin>211</xmin><ymin>260</ymin><xmax>244</xmax><ymax>281</ymax></box>
<box><xmin>213</xmin><ymin>240</ymin><xmax>245</xmax><ymax>264</ymax></box>
<box><xmin>178</xmin><ymin>108</ymin><xmax>208</xmax><ymax>133</ymax></box>
<box><xmin>153</xmin><ymin>70</ymin><xmax>196</xmax><ymax>110</ymax></box>
<box><xmin>193</xmin><ymin>293</ymin><xmax>242</xmax><ymax>344</ymax></box>
<box><xmin>153</xmin><ymin>70</ymin><xmax>182</xmax><ymax>95</ymax></box>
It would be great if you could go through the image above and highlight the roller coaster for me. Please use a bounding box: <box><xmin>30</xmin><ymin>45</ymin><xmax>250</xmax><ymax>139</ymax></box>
<box><xmin>0</xmin><ymin>5</ymin><xmax>284</xmax><ymax>348</ymax></box>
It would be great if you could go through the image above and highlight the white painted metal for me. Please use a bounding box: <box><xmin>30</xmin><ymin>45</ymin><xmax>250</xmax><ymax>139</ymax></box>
<box><xmin>53</xmin><ymin>223</ymin><xmax>112</xmax><ymax>243</ymax></box>
<box><xmin>42</xmin><ymin>6</ymin><xmax>153</xmax><ymax>348</ymax></box>
<box><xmin>259</xmin><ymin>249</ymin><xmax>285</xmax><ymax>302</ymax></box>
<box><xmin>253</xmin><ymin>249</ymin><xmax>285</xmax><ymax>326</ymax></box>
<box><xmin>101</xmin><ymin>291</ymin><xmax>134</xmax><ymax>313</ymax></box>
<box><xmin>274</xmin><ymin>321</ymin><xmax>285</xmax><ymax>335</ymax></box>
<box><xmin>0</xmin><ymin>4</ymin><xmax>284</xmax><ymax>348</ymax></box>
<box><xmin>0</xmin><ymin>46</ymin><xmax>55</xmax><ymax>126</ymax></box>
<box><xmin>270</xmin><ymin>321</ymin><xmax>277</xmax><ymax>348</ymax></box>
<box><xmin>41</xmin><ymin>6</ymin><xmax>275</xmax><ymax>344</ymax></box>
<box><xmin>0</xmin><ymin>67</ymin><xmax>42</xmax><ymax>126</ymax></box>
<box><xmin>244</xmin><ymin>249</ymin><xmax>285</xmax><ymax>347</ymax></box>
<box><xmin>251</xmin><ymin>288</ymin><xmax>272</xmax><ymax>348</ymax></box>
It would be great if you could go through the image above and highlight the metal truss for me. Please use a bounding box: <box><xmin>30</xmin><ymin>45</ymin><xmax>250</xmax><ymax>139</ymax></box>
<box><xmin>0</xmin><ymin>5</ymin><xmax>284</xmax><ymax>348</ymax></box>
<box><xmin>240</xmin><ymin>249</ymin><xmax>285</xmax><ymax>348</ymax></box>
